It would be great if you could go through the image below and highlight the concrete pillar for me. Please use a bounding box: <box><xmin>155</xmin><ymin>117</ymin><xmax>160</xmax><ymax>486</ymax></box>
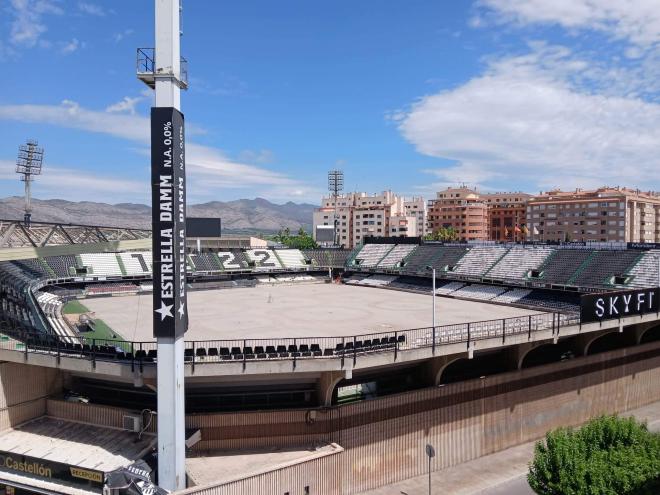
<box><xmin>317</xmin><ymin>370</ymin><xmax>348</xmax><ymax>406</ymax></box>
<box><xmin>503</xmin><ymin>342</ymin><xmax>547</xmax><ymax>370</ymax></box>
<box><xmin>426</xmin><ymin>353</ymin><xmax>467</xmax><ymax>386</ymax></box>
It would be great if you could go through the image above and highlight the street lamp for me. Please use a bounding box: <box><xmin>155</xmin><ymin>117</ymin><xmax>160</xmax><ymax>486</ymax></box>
<box><xmin>425</xmin><ymin>443</ymin><xmax>436</xmax><ymax>495</ymax></box>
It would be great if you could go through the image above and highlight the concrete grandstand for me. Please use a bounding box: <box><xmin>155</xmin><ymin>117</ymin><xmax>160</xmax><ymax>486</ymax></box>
<box><xmin>1</xmin><ymin>222</ymin><xmax>660</xmax><ymax>494</ymax></box>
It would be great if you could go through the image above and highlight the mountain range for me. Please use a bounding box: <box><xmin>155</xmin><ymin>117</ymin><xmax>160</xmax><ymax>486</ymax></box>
<box><xmin>0</xmin><ymin>197</ymin><xmax>316</xmax><ymax>233</ymax></box>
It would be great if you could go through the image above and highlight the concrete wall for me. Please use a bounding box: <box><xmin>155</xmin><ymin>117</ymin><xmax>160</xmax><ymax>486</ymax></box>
<box><xmin>186</xmin><ymin>340</ymin><xmax>660</xmax><ymax>495</ymax></box>
<box><xmin>47</xmin><ymin>340</ymin><xmax>660</xmax><ymax>495</ymax></box>
<box><xmin>0</xmin><ymin>363</ymin><xmax>61</xmax><ymax>430</ymax></box>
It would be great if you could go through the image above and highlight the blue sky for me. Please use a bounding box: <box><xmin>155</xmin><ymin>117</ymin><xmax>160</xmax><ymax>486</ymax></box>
<box><xmin>1</xmin><ymin>0</ymin><xmax>660</xmax><ymax>205</ymax></box>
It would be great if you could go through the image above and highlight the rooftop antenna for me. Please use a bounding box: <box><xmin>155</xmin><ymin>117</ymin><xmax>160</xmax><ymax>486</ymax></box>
<box><xmin>15</xmin><ymin>139</ymin><xmax>44</xmax><ymax>227</ymax></box>
<box><xmin>328</xmin><ymin>170</ymin><xmax>344</xmax><ymax>246</ymax></box>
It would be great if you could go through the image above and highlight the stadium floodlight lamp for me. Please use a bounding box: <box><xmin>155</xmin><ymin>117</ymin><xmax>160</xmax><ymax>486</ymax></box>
<box><xmin>15</xmin><ymin>139</ymin><xmax>44</xmax><ymax>227</ymax></box>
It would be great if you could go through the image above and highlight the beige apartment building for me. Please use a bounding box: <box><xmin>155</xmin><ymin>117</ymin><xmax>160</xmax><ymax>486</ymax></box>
<box><xmin>526</xmin><ymin>187</ymin><xmax>660</xmax><ymax>243</ymax></box>
<box><xmin>481</xmin><ymin>192</ymin><xmax>531</xmax><ymax>242</ymax></box>
<box><xmin>313</xmin><ymin>191</ymin><xmax>425</xmax><ymax>248</ymax></box>
<box><xmin>428</xmin><ymin>187</ymin><xmax>488</xmax><ymax>241</ymax></box>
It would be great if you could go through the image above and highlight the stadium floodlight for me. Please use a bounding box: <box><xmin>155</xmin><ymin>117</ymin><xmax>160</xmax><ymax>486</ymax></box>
<box><xmin>15</xmin><ymin>139</ymin><xmax>44</xmax><ymax>227</ymax></box>
<box><xmin>328</xmin><ymin>170</ymin><xmax>344</xmax><ymax>246</ymax></box>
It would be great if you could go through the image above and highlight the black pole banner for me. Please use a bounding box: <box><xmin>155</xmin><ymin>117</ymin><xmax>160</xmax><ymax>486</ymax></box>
<box><xmin>151</xmin><ymin>107</ymin><xmax>188</xmax><ymax>338</ymax></box>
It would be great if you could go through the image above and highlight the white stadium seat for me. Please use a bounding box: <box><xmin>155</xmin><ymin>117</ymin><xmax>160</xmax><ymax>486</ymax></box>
<box><xmin>79</xmin><ymin>253</ymin><xmax>123</xmax><ymax>277</ymax></box>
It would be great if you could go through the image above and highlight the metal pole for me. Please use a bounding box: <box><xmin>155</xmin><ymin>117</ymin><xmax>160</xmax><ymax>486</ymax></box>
<box><xmin>432</xmin><ymin>268</ymin><xmax>436</xmax><ymax>329</ymax></box>
<box><xmin>428</xmin><ymin>455</ymin><xmax>431</xmax><ymax>495</ymax></box>
<box><xmin>153</xmin><ymin>0</ymin><xmax>185</xmax><ymax>491</ymax></box>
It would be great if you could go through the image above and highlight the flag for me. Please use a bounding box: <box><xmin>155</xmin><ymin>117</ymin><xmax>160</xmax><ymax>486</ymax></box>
<box><xmin>521</xmin><ymin>225</ymin><xmax>529</xmax><ymax>235</ymax></box>
<box><xmin>514</xmin><ymin>225</ymin><xmax>522</xmax><ymax>234</ymax></box>
<box><xmin>504</xmin><ymin>226</ymin><xmax>509</xmax><ymax>237</ymax></box>
<box><xmin>533</xmin><ymin>226</ymin><xmax>539</xmax><ymax>235</ymax></box>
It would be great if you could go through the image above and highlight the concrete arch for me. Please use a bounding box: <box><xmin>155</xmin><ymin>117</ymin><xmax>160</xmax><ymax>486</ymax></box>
<box><xmin>584</xmin><ymin>331</ymin><xmax>629</xmax><ymax>356</ymax></box>
<box><xmin>427</xmin><ymin>354</ymin><xmax>468</xmax><ymax>386</ymax></box>
<box><xmin>639</xmin><ymin>325</ymin><xmax>660</xmax><ymax>345</ymax></box>
<box><xmin>437</xmin><ymin>350</ymin><xmax>511</xmax><ymax>385</ymax></box>
<box><xmin>518</xmin><ymin>343</ymin><xmax>567</xmax><ymax>370</ymax></box>
<box><xmin>316</xmin><ymin>370</ymin><xmax>350</xmax><ymax>407</ymax></box>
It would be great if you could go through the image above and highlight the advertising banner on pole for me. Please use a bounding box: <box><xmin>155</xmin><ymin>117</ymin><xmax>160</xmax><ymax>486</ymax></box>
<box><xmin>151</xmin><ymin>107</ymin><xmax>188</xmax><ymax>338</ymax></box>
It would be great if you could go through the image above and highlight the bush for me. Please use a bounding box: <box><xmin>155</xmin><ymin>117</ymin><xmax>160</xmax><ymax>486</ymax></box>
<box><xmin>528</xmin><ymin>415</ymin><xmax>660</xmax><ymax>495</ymax></box>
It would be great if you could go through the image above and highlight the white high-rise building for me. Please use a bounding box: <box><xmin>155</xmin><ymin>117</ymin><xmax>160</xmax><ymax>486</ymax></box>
<box><xmin>313</xmin><ymin>191</ymin><xmax>426</xmax><ymax>248</ymax></box>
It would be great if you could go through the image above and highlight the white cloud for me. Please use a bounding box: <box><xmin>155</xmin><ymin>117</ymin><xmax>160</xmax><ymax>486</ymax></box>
<box><xmin>478</xmin><ymin>0</ymin><xmax>660</xmax><ymax>49</ymax></box>
<box><xmin>7</xmin><ymin>0</ymin><xmax>63</xmax><ymax>48</ymax></box>
<box><xmin>112</xmin><ymin>29</ymin><xmax>134</xmax><ymax>43</ymax></box>
<box><xmin>59</xmin><ymin>38</ymin><xmax>83</xmax><ymax>55</ymax></box>
<box><xmin>396</xmin><ymin>43</ymin><xmax>660</xmax><ymax>192</ymax></box>
<box><xmin>0</xmin><ymin>101</ymin><xmax>318</xmax><ymax>202</ymax></box>
<box><xmin>105</xmin><ymin>96</ymin><xmax>144</xmax><ymax>115</ymax></box>
<box><xmin>77</xmin><ymin>2</ymin><xmax>105</xmax><ymax>16</ymax></box>
<box><xmin>0</xmin><ymin>160</ymin><xmax>146</xmax><ymax>202</ymax></box>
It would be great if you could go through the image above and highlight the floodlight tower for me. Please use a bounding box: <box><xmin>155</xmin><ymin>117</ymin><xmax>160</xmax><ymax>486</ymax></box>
<box><xmin>328</xmin><ymin>170</ymin><xmax>344</xmax><ymax>246</ymax></box>
<box><xmin>137</xmin><ymin>0</ymin><xmax>189</xmax><ymax>491</ymax></box>
<box><xmin>15</xmin><ymin>139</ymin><xmax>44</xmax><ymax>227</ymax></box>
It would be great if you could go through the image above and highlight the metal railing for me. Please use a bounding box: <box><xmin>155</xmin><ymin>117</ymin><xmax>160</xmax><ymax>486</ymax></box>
<box><xmin>136</xmin><ymin>48</ymin><xmax>188</xmax><ymax>89</ymax></box>
<box><xmin>0</xmin><ymin>311</ymin><xmax>579</xmax><ymax>371</ymax></box>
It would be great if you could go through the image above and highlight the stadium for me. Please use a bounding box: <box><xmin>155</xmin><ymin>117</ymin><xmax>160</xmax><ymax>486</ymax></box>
<box><xmin>0</xmin><ymin>217</ymin><xmax>660</xmax><ymax>494</ymax></box>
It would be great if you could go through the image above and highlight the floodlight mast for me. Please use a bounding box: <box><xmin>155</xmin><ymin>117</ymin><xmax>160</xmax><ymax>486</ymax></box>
<box><xmin>328</xmin><ymin>170</ymin><xmax>344</xmax><ymax>246</ymax></box>
<box><xmin>15</xmin><ymin>139</ymin><xmax>44</xmax><ymax>227</ymax></box>
<box><xmin>137</xmin><ymin>0</ymin><xmax>188</xmax><ymax>491</ymax></box>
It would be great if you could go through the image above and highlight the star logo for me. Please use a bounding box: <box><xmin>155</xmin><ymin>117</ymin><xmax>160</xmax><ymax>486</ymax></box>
<box><xmin>155</xmin><ymin>301</ymin><xmax>174</xmax><ymax>321</ymax></box>
<box><xmin>178</xmin><ymin>301</ymin><xmax>186</xmax><ymax>319</ymax></box>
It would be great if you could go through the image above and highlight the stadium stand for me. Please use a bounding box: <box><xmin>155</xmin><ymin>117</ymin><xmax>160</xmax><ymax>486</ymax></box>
<box><xmin>570</xmin><ymin>250</ymin><xmax>642</xmax><ymax>288</ymax></box>
<box><xmin>216</xmin><ymin>250</ymin><xmax>248</xmax><ymax>270</ymax></box>
<box><xmin>79</xmin><ymin>253</ymin><xmax>123</xmax><ymax>277</ymax></box>
<box><xmin>352</xmin><ymin>244</ymin><xmax>394</xmax><ymax>268</ymax></box>
<box><xmin>536</xmin><ymin>249</ymin><xmax>592</xmax><ymax>285</ymax></box>
<box><xmin>86</xmin><ymin>283</ymin><xmax>139</xmax><ymax>296</ymax></box>
<box><xmin>275</xmin><ymin>249</ymin><xmax>306</xmax><ymax>269</ymax></box>
<box><xmin>623</xmin><ymin>249</ymin><xmax>660</xmax><ymax>288</ymax></box>
<box><xmin>427</xmin><ymin>246</ymin><xmax>470</xmax><ymax>272</ymax></box>
<box><xmin>388</xmin><ymin>276</ymin><xmax>432</xmax><ymax>292</ymax></box>
<box><xmin>452</xmin><ymin>246</ymin><xmax>508</xmax><ymax>277</ymax></box>
<box><xmin>377</xmin><ymin>244</ymin><xmax>416</xmax><ymax>269</ymax></box>
<box><xmin>189</xmin><ymin>253</ymin><xmax>221</xmax><ymax>272</ymax></box>
<box><xmin>452</xmin><ymin>284</ymin><xmax>507</xmax><ymax>301</ymax></box>
<box><xmin>246</xmin><ymin>249</ymin><xmax>283</xmax><ymax>269</ymax></box>
<box><xmin>486</xmin><ymin>246</ymin><xmax>554</xmax><ymax>280</ymax></box>
<box><xmin>358</xmin><ymin>274</ymin><xmax>398</xmax><ymax>287</ymax></box>
<box><xmin>399</xmin><ymin>245</ymin><xmax>442</xmax><ymax>273</ymax></box>
<box><xmin>492</xmin><ymin>288</ymin><xmax>532</xmax><ymax>304</ymax></box>
<box><xmin>118</xmin><ymin>252</ymin><xmax>151</xmax><ymax>275</ymax></box>
<box><xmin>11</xmin><ymin>259</ymin><xmax>51</xmax><ymax>279</ymax></box>
<box><xmin>36</xmin><ymin>292</ymin><xmax>75</xmax><ymax>342</ymax></box>
<box><xmin>44</xmin><ymin>255</ymin><xmax>80</xmax><ymax>278</ymax></box>
<box><xmin>520</xmin><ymin>290</ymin><xmax>580</xmax><ymax>313</ymax></box>
<box><xmin>302</xmin><ymin>249</ymin><xmax>350</xmax><ymax>268</ymax></box>
<box><xmin>435</xmin><ymin>281</ymin><xmax>465</xmax><ymax>295</ymax></box>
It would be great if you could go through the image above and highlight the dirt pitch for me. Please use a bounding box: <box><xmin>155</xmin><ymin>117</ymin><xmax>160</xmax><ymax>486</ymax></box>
<box><xmin>82</xmin><ymin>283</ymin><xmax>536</xmax><ymax>342</ymax></box>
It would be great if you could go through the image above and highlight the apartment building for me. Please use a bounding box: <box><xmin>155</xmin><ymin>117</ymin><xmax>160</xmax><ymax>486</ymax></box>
<box><xmin>526</xmin><ymin>187</ymin><xmax>660</xmax><ymax>243</ymax></box>
<box><xmin>427</xmin><ymin>187</ymin><xmax>488</xmax><ymax>241</ymax></box>
<box><xmin>482</xmin><ymin>192</ymin><xmax>531</xmax><ymax>242</ymax></box>
<box><xmin>404</xmin><ymin>197</ymin><xmax>427</xmax><ymax>237</ymax></box>
<box><xmin>313</xmin><ymin>191</ymin><xmax>424</xmax><ymax>248</ymax></box>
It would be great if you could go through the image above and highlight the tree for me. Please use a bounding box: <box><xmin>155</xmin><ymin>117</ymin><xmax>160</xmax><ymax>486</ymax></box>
<box><xmin>273</xmin><ymin>228</ymin><xmax>318</xmax><ymax>249</ymax></box>
<box><xmin>424</xmin><ymin>227</ymin><xmax>460</xmax><ymax>242</ymax></box>
<box><xmin>528</xmin><ymin>415</ymin><xmax>660</xmax><ymax>495</ymax></box>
